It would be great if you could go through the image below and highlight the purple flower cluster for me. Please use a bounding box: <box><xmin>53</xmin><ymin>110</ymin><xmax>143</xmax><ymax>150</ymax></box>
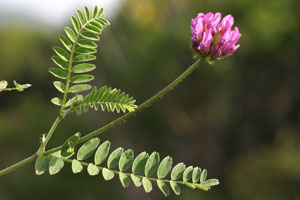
<box><xmin>191</xmin><ymin>12</ymin><xmax>241</xmax><ymax>60</ymax></box>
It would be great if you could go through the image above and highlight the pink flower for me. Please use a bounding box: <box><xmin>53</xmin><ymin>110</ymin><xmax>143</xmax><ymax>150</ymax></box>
<box><xmin>190</xmin><ymin>12</ymin><xmax>241</xmax><ymax>61</ymax></box>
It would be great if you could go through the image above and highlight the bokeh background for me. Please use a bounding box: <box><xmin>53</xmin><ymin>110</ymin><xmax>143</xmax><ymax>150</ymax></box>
<box><xmin>0</xmin><ymin>0</ymin><xmax>300</xmax><ymax>199</ymax></box>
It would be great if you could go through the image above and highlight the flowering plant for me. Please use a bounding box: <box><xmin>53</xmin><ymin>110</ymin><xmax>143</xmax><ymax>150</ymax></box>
<box><xmin>0</xmin><ymin>7</ymin><xmax>241</xmax><ymax>197</ymax></box>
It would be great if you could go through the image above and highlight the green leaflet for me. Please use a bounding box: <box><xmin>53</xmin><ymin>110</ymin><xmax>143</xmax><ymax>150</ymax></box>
<box><xmin>130</xmin><ymin>174</ymin><xmax>142</xmax><ymax>187</ymax></box>
<box><xmin>80</xmin><ymin>32</ymin><xmax>99</xmax><ymax>41</ymax></box>
<box><xmin>200</xmin><ymin>169</ymin><xmax>207</xmax><ymax>184</ymax></box>
<box><xmin>73</xmin><ymin>55</ymin><xmax>96</xmax><ymax>62</ymax></box>
<box><xmin>107</xmin><ymin>147</ymin><xmax>123</xmax><ymax>169</ymax></box>
<box><xmin>183</xmin><ymin>166</ymin><xmax>194</xmax><ymax>182</ymax></box>
<box><xmin>170</xmin><ymin>181</ymin><xmax>181</xmax><ymax>195</ymax></box>
<box><xmin>192</xmin><ymin>167</ymin><xmax>201</xmax><ymax>183</ymax></box>
<box><xmin>71</xmin><ymin>16</ymin><xmax>80</xmax><ymax>33</ymax></box>
<box><xmin>72</xmin><ymin>159</ymin><xmax>83</xmax><ymax>174</ymax></box>
<box><xmin>49</xmin><ymin>68</ymin><xmax>67</xmax><ymax>79</ymax></box>
<box><xmin>157</xmin><ymin>156</ymin><xmax>173</xmax><ymax>179</ymax></box>
<box><xmin>61</xmin><ymin>132</ymin><xmax>81</xmax><ymax>157</ymax></box>
<box><xmin>77</xmin><ymin>10</ymin><xmax>85</xmax><ymax>25</ymax></box>
<box><xmin>157</xmin><ymin>180</ymin><xmax>170</xmax><ymax>197</ymax></box>
<box><xmin>35</xmin><ymin>156</ymin><xmax>49</xmax><ymax>175</ymax></box>
<box><xmin>171</xmin><ymin>163</ymin><xmax>186</xmax><ymax>180</ymax></box>
<box><xmin>51</xmin><ymin>97</ymin><xmax>63</xmax><ymax>106</ymax></box>
<box><xmin>53</xmin><ymin>46</ymin><xmax>70</xmax><ymax>61</ymax></box>
<box><xmin>84</xmin><ymin>6</ymin><xmax>90</xmax><ymax>20</ymax></box>
<box><xmin>53</xmin><ymin>81</ymin><xmax>66</xmax><ymax>93</ymax></box>
<box><xmin>71</xmin><ymin>75</ymin><xmax>94</xmax><ymax>84</ymax></box>
<box><xmin>87</xmin><ymin>163</ymin><xmax>99</xmax><ymax>176</ymax></box>
<box><xmin>145</xmin><ymin>152</ymin><xmax>160</xmax><ymax>177</ymax></box>
<box><xmin>59</xmin><ymin>35</ymin><xmax>72</xmax><ymax>52</ymax></box>
<box><xmin>132</xmin><ymin>152</ymin><xmax>149</xmax><ymax>174</ymax></box>
<box><xmin>202</xmin><ymin>179</ymin><xmax>220</xmax><ymax>187</ymax></box>
<box><xmin>75</xmin><ymin>47</ymin><xmax>97</xmax><ymax>55</ymax></box>
<box><xmin>69</xmin><ymin>84</ymin><xmax>92</xmax><ymax>93</ymax></box>
<box><xmin>94</xmin><ymin>140</ymin><xmax>111</xmax><ymax>165</ymax></box>
<box><xmin>78</xmin><ymin>39</ymin><xmax>97</xmax><ymax>49</ymax></box>
<box><xmin>142</xmin><ymin>177</ymin><xmax>152</xmax><ymax>193</ymax></box>
<box><xmin>72</xmin><ymin>63</ymin><xmax>96</xmax><ymax>73</ymax></box>
<box><xmin>64</xmin><ymin>27</ymin><xmax>76</xmax><ymax>43</ymax></box>
<box><xmin>102</xmin><ymin>168</ymin><xmax>114</xmax><ymax>181</ymax></box>
<box><xmin>51</xmin><ymin>56</ymin><xmax>68</xmax><ymax>70</ymax></box>
<box><xmin>49</xmin><ymin>157</ymin><xmax>64</xmax><ymax>175</ymax></box>
<box><xmin>85</xmin><ymin>24</ymin><xmax>102</xmax><ymax>34</ymax></box>
<box><xmin>119</xmin><ymin>172</ymin><xmax>130</xmax><ymax>188</ymax></box>
<box><xmin>119</xmin><ymin>149</ymin><xmax>134</xmax><ymax>171</ymax></box>
<box><xmin>77</xmin><ymin>138</ymin><xmax>100</xmax><ymax>161</ymax></box>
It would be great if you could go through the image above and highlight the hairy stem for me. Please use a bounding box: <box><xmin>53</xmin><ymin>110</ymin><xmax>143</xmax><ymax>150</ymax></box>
<box><xmin>0</xmin><ymin>154</ymin><xmax>37</xmax><ymax>177</ymax></box>
<box><xmin>37</xmin><ymin>116</ymin><xmax>62</xmax><ymax>155</ymax></box>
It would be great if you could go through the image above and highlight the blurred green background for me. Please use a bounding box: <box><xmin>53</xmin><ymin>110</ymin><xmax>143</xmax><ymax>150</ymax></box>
<box><xmin>1</xmin><ymin>0</ymin><xmax>300</xmax><ymax>199</ymax></box>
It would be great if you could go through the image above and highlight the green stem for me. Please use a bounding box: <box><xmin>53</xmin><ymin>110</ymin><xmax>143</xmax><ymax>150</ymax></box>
<box><xmin>0</xmin><ymin>154</ymin><xmax>37</xmax><ymax>177</ymax></box>
<box><xmin>46</xmin><ymin>58</ymin><xmax>202</xmax><ymax>155</ymax></box>
<box><xmin>37</xmin><ymin>116</ymin><xmax>62</xmax><ymax>155</ymax></box>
